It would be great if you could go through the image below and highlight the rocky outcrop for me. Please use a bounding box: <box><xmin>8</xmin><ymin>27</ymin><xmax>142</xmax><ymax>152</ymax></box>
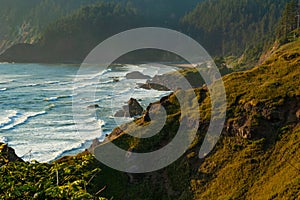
<box><xmin>0</xmin><ymin>143</ymin><xmax>23</xmax><ymax>165</ymax></box>
<box><xmin>226</xmin><ymin>96</ymin><xmax>300</xmax><ymax>140</ymax></box>
<box><xmin>126</xmin><ymin>71</ymin><xmax>151</xmax><ymax>79</ymax></box>
<box><xmin>139</xmin><ymin>82</ymin><xmax>170</xmax><ymax>91</ymax></box>
<box><xmin>138</xmin><ymin>68</ymin><xmax>205</xmax><ymax>91</ymax></box>
<box><xmin>88</xmin><ymin>139</ymin><xmax>101</xmax><ymax>154</ymax></box>
<box><xmin>114</xmin><ymin>98</ymin><xmax>144</xmax><ymax>118</ymax></box>
<box><xmin>87</xmin><ymin>104</ymin><xmax>100</xmax><ymax>109</ymax></box>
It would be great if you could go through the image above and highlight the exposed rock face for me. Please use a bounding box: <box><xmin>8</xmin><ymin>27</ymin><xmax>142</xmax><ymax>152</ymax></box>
<box><xmin>143</xmin><ymin>93</ymin><xmax>173</xmax><ymax>122</ymax></box>
<box><xmin>126</xmin><ymin>71</ymin><xmax>151</xmax><ymax>79</ymax></box>
<box><xmin>226</xmin><ymin>96</ymin><xmax>300</xmax><ymax>140</ymax></box>
<box><xmin>138</xmin><ymin>68</ymin><xmax>206</xmax><ymax>91</ymax></box>
<box><xmin>0</xmin><ymin>143</ymin><xmax>23</xmax><ymax>165</ymax></box>
<box><xmin>114</xmin><ymin>98</ymin><xmax>144</xmax><ymax>118</ymax></box>
<box><xmin>139</xmin><ymin>82</ymin><xmax>170</xmax><ymax>91</ymax></box>
<box><xmin>88</xmin><ymin>139</ymin><xmax>101</xmax><ymax>154</ymax></box>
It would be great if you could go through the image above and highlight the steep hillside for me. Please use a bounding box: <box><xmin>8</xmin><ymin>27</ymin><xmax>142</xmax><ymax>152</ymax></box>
<box><xmin>91</xmin><ymin>37</ymin><xmax>300</xmax><ymax>199</ymax></box>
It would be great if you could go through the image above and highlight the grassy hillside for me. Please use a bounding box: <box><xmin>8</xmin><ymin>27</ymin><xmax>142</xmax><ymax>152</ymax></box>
<box><xmin>1</xmin><ymin>35</ymin><xmax>299</xmax><ymax>199</ymax></box>
<box><xmin>92</xmin><ymin>38</ymin><xmax>300</xmax><ymax>199</ymax></box>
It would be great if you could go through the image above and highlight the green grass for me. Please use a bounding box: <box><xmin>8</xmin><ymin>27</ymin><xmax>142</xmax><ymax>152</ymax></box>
<box><xmin>96</xmin><ymin>38</ymin><xmax>300</xmax><ymax>199</ymax></box>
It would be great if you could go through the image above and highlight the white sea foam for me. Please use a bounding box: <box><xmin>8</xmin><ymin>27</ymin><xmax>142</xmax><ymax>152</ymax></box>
<box><xmin>0</xmin><ymin>136</ymin><xmax>8</xmax><ymax>143</ymax></box>
<box><xmin>44</xmin><ymin>81</ymin><xmax>60</xmax><ymax>85</ymax></box>
<box><xmin>48</xmin><ymin>138</ymin><xmax>101</xmax><ymax>162</ymax></box>
<box><xmin>2</xmin><ymin>63</ymin><xmax>172</xmax><ymax>162</ymax></box>
<box><xmin>0</xmin><ymin>79</ymin><xmax>15</xmax><ymax>84</ymax></box>
<box><xmin>45</xmin><ymin>96</ymin><xmax>59</xmax><ymax>101</ymax></box>
<box><xmin>1</xmin><ymin>111</ymin><xmax>47</xmax><ymax>130</ymax></box>
<box><xmin>44</xmin><ymin>94</ymin><xmax>74</xmax><ymax>102</ymax></box>
<box><xmin>0</xmin><ymin>110</ymin><xmax>19</xmax><ymax>128</ymax></box>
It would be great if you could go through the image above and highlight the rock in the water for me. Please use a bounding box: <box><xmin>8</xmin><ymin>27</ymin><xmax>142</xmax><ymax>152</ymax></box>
<box><xmin>111</xmin><ymin>77</ymin><xmax>120</xmax><ymax>82</ymax></box>
<box><xmin>126</xmin><ymin>71</ymin><xmax>151</xmax><ymax>79</ymax></box>
<box><xmin>139</xmin><ymin>82</ymin><xmax>170</xmax><ymax>91</ymax></box>
<box><xmin>87</xmin><ymin>104</ymin><xmax>100</xmax><ymax>109</ymax></box>
<box><xmin>114</xmin><ymin>98</ymin><xmax>144</xmax><ymax>118</ymax></box>
<box><xmin>114</xmin><ymin>110</ymin><xmax>126</xmax><ymax>117</ymax></box>
<box><xmin>128</xmin><ymin>98</ymin><xmax>144</xmax><ymax>117</ymax></box>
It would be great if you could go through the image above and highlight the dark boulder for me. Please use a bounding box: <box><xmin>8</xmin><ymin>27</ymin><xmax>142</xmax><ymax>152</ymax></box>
<box><xmin>128</xmin><ymin>98</ymin><xmax>144</xmax><ymax>117</ymax></box>
<box><xmin>139</xmin><ymin>82</ymin><xmax>170</xmax><ymax>91</ymax></box>
<box><xmin>114</xmin><ymin>98</ymin><xmax>144</xmax><ymax>118</ymax></box>
<box><xmin>126</xmin><ymin>71</ymin><xmax>151</xmax><ymax>79</ymax></box>
<box><xmin>87</xmin><ymin>104</ymin><xmax>100</xmax><ymax>109</ymax></box>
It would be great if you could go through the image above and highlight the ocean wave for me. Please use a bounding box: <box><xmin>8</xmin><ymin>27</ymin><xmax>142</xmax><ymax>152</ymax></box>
<box><xmin>0</xmin><ymin>88</ymin><xmax>7</xmax><ymax>91</ymax></box>
<box><xmin>88</xmin><ymin>68</ymin><xmax>112</xmax><ymax>80</ymax></box>
<box><xmin>100</xmin><ymin>79</ymin><xmax>114</xmax><ymax>84</ymax></box>
<box><xmin>51</xmin><ymin>140</ymin><xmax>88</xmax><ymax>162</ymax></box>
<box><xmin>45</xmin><ymin>103</ymin><xmax>56</xmax><ymax>111</ymax></box>
<box><xmin>72</xmin><ymin>69</ymin><xmax>112</xmax><ymax>87</ymax></box>
<box><xmin>0</xmin><ymin>79</ymin><xmax>15</xmax><ymax>84</ymax></box>
<box><xmin>44</xmin><ymin>96</ymin><xmax>58</xmax><ymax>101</ymax></box>
<box><xmin>98</xmin><ymin>119</ymin><xmax>106</xmax><ymax>127</ymax></box>
<box><xmin>10</xmin><ymin>81</ymin><xmax>61</xmax><ymax>91</ymax></box>
<box><xmin>41</xmin><ymin>87</ymin><xmax>73</xmax><ymax>91</ymax></box>
<box><xmin>50</xmin><ymin>128</ymin><xmax>105</xmax><ymax>162</ymax></box>
<box><xmin>0</xmin><ymin>110</ymin><xmax>20</xmax><ymax>128</ymax></box>
<box><xmin>27</xmin><ymin>83</ymin><xmax>39</xmax><ymax>87</ymax></box>
<box><xmin>44</xmin><ymin>94</ymin><xmax>73</xmax><ymax>102</ymax></box>
<box><xmin>124</xmin><ymin>64</ymin><xmax>146</xmax><ymax>72</ymax></box>
<box><xmin>116</xmin><ymin>87</ymin><xmax>134</xmax><ymax>95</ymax></box>
<box><xmin>44</xmin><ymin>81</ymin><xmax>60</xmax><ymax>85</ymax></box>
<box><xmin>0</xmin><ymin>136</ymin><xmax>8</xmax><ymax>143</ymax></box>
<box><xmin>9</xmin><ymin>83</ymin><xmax>40</xmax><ymax>90</ymax></box>
<box><xmin>71</xmin><ymin>68</ymin><xmax>111</xmax><ymax>81</ymax></box>
<box><xmin>72</xmin><ymin>81</ymin><xmax>99</xmax><ymax>90</ymax></box>
<box><xmin>1</xmin><ymin>63</ymin><xmax>171</xmax><ymax>162</ymax></box>
<box><xmin>1</xmin><ymin>111</ymin><xmax>47</xmax><ymax>130</ymax></box>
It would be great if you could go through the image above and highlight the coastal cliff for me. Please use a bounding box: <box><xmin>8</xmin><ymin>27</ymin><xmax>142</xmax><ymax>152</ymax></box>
<box><xmin>1</xmin><ymin>39</ymin><xmax>300</xmax><ymax>200</ymax></box>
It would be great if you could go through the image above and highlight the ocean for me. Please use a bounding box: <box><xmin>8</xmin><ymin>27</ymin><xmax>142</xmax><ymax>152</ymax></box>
<box><xmin>0</xmin><ymin>63</ymin><xmax>172</xmax><ymax>162</ymax></box>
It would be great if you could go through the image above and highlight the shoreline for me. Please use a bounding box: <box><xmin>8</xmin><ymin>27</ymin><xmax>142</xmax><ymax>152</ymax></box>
<box><xmin>0</xmin><ymin>60</ymin><xmax>200</xmax><ymax>68</ymax></box>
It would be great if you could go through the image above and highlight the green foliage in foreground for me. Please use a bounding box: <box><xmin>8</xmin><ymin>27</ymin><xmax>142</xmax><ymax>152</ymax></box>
<box><xmin>0</xmin><ymin>152</ymin><xmax>106</xmax><ymax>199</ymax></box>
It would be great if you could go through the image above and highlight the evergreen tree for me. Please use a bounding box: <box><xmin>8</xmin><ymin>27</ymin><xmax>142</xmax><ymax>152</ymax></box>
<box><xmin>277</xmin><ymin>0</ymin><xmax>298</xmax><ymax>40</ymax></box>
